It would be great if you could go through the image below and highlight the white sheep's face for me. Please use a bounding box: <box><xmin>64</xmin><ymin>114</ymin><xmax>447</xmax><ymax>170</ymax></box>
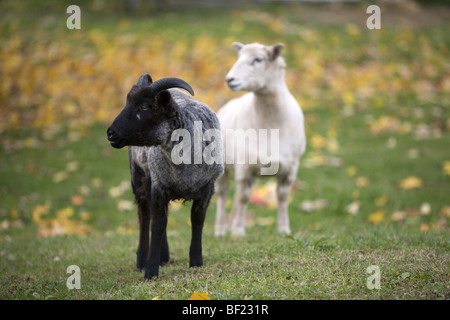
<box><xmin>225</xmin><ymin>42</ymin><xmax>286</xmax><ymax>92</ymax></box>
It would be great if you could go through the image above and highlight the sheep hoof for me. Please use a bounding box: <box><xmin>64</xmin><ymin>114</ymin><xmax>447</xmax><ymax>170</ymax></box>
<box><xmin>160</xmin><ymin>259</ymin><xmax>169</xmax><ymax>267</ymax></box>
<box><xmin>277</xmin><ymin>226</ymin><xmax>291</xmax><ymax>235</ymax></box>
<box><xmin>189</xmin><ymin>258</ymin><xmax>203</xmax><ymax>268</ymax></box>
<box><xmin>230</xmin><ymin>228</ymin><xmax>246</xmax><ymax>237</ymax></box>
<box><xmin>214</xmin><ymin>229</ymin><xmax>227</xmax><ymax>237</ymax></box>
<box><xmin>144</xmin><ymin>272</ymin><xmax>159</xmax><ymax>281</ymax></box>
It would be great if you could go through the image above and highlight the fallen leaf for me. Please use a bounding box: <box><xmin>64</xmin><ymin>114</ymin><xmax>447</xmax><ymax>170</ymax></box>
<box><xmin>250</xmin><ymin>182</ymin><xmax>277</xmax><ymax>209</ymax></box>
<box><xmin>419</xmin><ymin>203</ymin><xmax>431</xmax><ymax>215</ymax></box>
<box><xmin>346</xmin><ymin>201</ymin><xmax>360</xmax><ymax>215</ymax></box>
<box><xmin>66</xmin><ymin>161</ymin><xmax>79</xmax><ymax>172</ymax></box>
<box><xmin>432</xmin><ymin>218</ymin><xmax>447</xmax><ymax>230</ymax></box>
<box><xmin>91</xmin><ymin>178</ymin><xmax>102</xmax><ymax>188</ymax></box>
<box><xmin>442</xmin><ymin>161</ymin><xmax>450</xmax><ymax>176</ymax></box>
<box><xmin>71</xmin><ymin>195</ymin><xmax>84</xmax><ymax>206</ymax></box>
<box><xmin>375</xmin><ymin>195</ymin><xmax>388</xmax><ymax>207</ymax></box>
<box><xmin>391</xmin><ymin>211</ymin><xmax>406</xmax><ymax>221</ymax></box>
<box><xmin>117</xmin><ymin>199</ymin><xmax>134</xmax><ymax>211</ymax></box>
<box><xmin>354</xmin><ymin>176</ymin><xmax>369</xmax><ymax>187</ymax></box>
<box><xmin>440</xmin><ymin>206</ymin><xmax>450</xmax><ymax>217</ymax></box>
<box><xmin>368</xmin><ymin>210</ymin><xmax>384</xmax><ymax>225</ymax></box>
<box><xmin>347</xmin><ymin>166</ymin><xmax>357</xmax><ymax>177</ymax></box>
<box><xmin>53</xmin><ymin>171</ymin><xmax>68</xmax><ymax>183</ymax></box>
<box><xmin>79</xmin><ymin>211</ymin><xmax>91</xmax><ymax>221</ymax></box>
<box><xmin>188</xmin><ymin>292</ymin><xmax>210</xmax><ymax>300</ymax></box>
<box><xmin>32</xmin><ymin>205</ymin><xmax>49</xmax><ymax>222</ymax></box>
<box><xmin>255</xmin><ymin>217</ymin><xmax>275</xmax><ymax>226</ymax></box>
<box><xmin>399</xmin><ymin>176</ymin><xmax>423</xmax><ymax>190</ymax></box>
<box><xmin>300</xmin><ymin>199</ymin><xmax>328</xmax><ymax>212</ymax></box>
<box><xmin>310</xmin><ymin>134</ymin><xmax>326</xmax><ymax>149</ymax></box>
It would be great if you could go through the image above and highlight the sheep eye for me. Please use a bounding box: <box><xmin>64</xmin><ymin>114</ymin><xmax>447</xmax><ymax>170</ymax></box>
<box><xmin>252</xmin><ymin>57</ymin><xmax>263</xmax><ymax>65</ymax></box>
<box><xmin>140</xmin><ymin>105</ymin><xmax>150</xmax><ymax>111</ymax></box>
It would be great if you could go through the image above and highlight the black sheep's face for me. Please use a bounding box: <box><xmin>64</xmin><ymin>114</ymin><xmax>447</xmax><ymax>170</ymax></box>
<box><xmin>107</xmin><ymin>87</ymin><xmax>175</xmax><ymax>149</ymax></box>
<box><xmin>107</xmin><ymin>74</ymin><xmax>194</xmax><ymax>149</ymax></box>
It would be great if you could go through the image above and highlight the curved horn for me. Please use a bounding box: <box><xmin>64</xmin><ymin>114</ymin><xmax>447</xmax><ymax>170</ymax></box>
<box><xmin>151</xmin><ymin>77</ymin><xmax>194</xmax><ymax>96</ymax></box>
<box><xmin>137</xmin><ymin>73</ymin><xmax>153</xmax><ymax>86</ymax></box>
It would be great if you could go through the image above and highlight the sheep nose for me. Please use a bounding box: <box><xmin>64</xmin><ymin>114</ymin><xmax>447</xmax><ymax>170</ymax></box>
<box><xmin>107</xmin><ymin>127</ymin><xmax>116</xmax><ymax>141</ymax></box>
<box><xmin>226</xmin><ymin>77</ymin><xmax>234</xmax><ymax>85</ymax></box>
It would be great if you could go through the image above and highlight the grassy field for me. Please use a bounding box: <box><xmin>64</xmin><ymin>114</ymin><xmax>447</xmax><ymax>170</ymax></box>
<box><xmin>0</xmin><ymin>1</ymin><xmax>449</xmax><ymax>300</ymax></box>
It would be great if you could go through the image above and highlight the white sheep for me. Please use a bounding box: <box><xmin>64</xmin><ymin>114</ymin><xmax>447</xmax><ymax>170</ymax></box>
<box><xmin>214</xmin><ymin>42</ymin><xmax>306</xmax><ymax>237</ymax></box>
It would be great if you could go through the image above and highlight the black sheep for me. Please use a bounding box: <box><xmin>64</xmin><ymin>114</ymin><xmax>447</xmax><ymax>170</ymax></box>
<box><xmin>107</xmin><ymin>74</ymin><xmax>224</xmax><ymax>280</ymax></box>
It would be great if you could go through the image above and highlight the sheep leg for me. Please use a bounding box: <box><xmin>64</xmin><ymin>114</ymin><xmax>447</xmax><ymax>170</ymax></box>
<box><xmin>276</xmin><ymin>174</ymin><xmax>295</xmax><ymax>235</ymax></box>
<box><xmin>230</xmin><ymin>178</ymin><xmax>252</xmax><ymax>237</ymax></box>
<box><xmin>136</xmin><ymin>201</ymin><xmax>150</xmax><ymax>272</ymax></box>
<box><xmin>190</xmin><ymin>188</ymin><xmax>213</xmax><ymax>267</ymax></box>
<box><xmin>131</xmin><ymin>164</ymin><xmax>151</xmax><ymax>272</ymax></box>
<box><xmin>159</xmin><ymin>230</ymin><xmax>170</xmax><ymax>266</ymax></box>
<box><xmin>214</xmin><ymin>171</ymin><xmax>229</xmax><ymax>237</ymax></box>
<box><xmin>145</xmin><ymin>203</ymin><xmax>168</xmax><ymax>280</ymax></box>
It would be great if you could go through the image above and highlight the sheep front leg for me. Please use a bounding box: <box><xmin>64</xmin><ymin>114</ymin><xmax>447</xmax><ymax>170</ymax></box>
<box><xmin>276</xmin><ymin>172</ymin><xmax>297</xmax><ymax>235</ymax></box>
<box><xmin>145</xmin><ymin>202</ymin><xmax>168</xmax><ymax>280</ymax></box>
<box><xmin>214</xmin><ymin>171</ymin><xmax>229</xmax><ymax>237</ymax></box>
<box><xmin>136</xmin><ymin>201</ymin><xmax>150</xmax><ymax>272</ymax></box>
<box><xmin>190</xmin><ymin>192</ymin><xmax>212</xmax><ymax>267</ymax></box>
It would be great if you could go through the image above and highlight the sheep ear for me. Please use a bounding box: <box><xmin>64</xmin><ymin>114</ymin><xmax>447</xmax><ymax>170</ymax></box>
<box><xmin>155</xmin><ymin>90</ymin><xmax>173</xmax><ymax>111</ymax></box>
<box><xmin>232</xmin><ymin>42</ymin><xmax>244</xmax><ymax>53</ymax></box>
<box><xmin>137</xmin><ymin>73</ymin><xmax>153</xmax><ymax>86</ymax></box>
<box><xmin>268</xmin><ymin>43</ymin><xmax>284</xmax><ymax>61</ymax></box>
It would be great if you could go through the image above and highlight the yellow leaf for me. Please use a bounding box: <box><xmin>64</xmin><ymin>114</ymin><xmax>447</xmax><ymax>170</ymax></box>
<box><xmin>53</xmin><ymin>171</ymin><xmax>68</xmax><ymax>183</ymax></box>
<box><xmin>66</xmin><ymin>161</ymin><xmax>79</xmax><ymax>172</ymax></box>
<box><xmin>354</xmin><ymin>176</ymin><xmax>369</xmax><ymax>187</ymax></box>
<box><xmin>152</xmin><ymin>296</ymin><xmax>160</xmax><ymax>300</ymax></box>
<box><xmin>188</xmin><ymin>292</ymin><xmax>210</xmax><ymax>300</ymax></box>
<box><xmin>342</xmin><ymin>91</ymin><xmax>355</xmax><ymax>106</ymax></box>
<box><xmin>440</xmin><ymin>206</ymin><xmax>450</xmax><ymax>218</ymax></box>
<box><xmin>347</xmin><ymin>166</ymin><xmax>357</xmax><ymax>177</ymax></box>
<box><xmin>10</xmin><ymin>209</ymin><xmax>19</xmax><ymax>219</ymax></box>
<box><xmin>32</xmin><ymin>205</ymin><xmax>49</xmax><ymax>222</ymax></box>
<box><xmin>399</xmin><ymin>176</ymin><xmax>423</xmax><ymax>190</ymax></box>
<box><xmin>117</xmin><ymin>199</ymin><xmax>134</xmax><ymax>211</ymax></box>
<box><xmin>79</xmin><ymin>211</ymin><xmax>91</xmax><ymax>221</ymax></box>
<box><xmin>310</xmin><ymin>134</ymin><xmax>326</xmax><ymax>149</ymax></box>
<box><xmin>443</xmin><ymin>161</ymin><xmax>450</xmax><ymax>176</ymax></box>
<box><xmin>391</xmin><ymin>211</ymin><xmax>406</xmax><ymax>221</ymax></box>
<box><xmin>375</xmin><ymin>195</ymin><xmax>388</xmax><ymax>207</ymax></box>
<box><xmin>56</xmin><ymin>207</ymin><xmax>74</xmax><ymax>219</ymax></box>
<box><xmin>368</xmin><ymin>210</ymin><xmax>384</xmax><ymax>225</ymax></box>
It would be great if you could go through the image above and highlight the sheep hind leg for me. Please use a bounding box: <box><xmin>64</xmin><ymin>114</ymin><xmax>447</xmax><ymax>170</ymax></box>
<box><xmin>190</xmin><ymin>189</ymin><xmax>213</xmax><ymax>267</ymax></box>
<box><xmin>214</xmin><ymin>171</ymin><xmax>229</xmax><ymax>237</ymax></box>
<box><xmin>159</xmin><ymin>230</ymin><xmax>170</xmax><ymax>266</ymax></box>
<box><xmin>230</xmin><ymin>178</ymin><xmax>252</xmax><ymax>237</ymax></box>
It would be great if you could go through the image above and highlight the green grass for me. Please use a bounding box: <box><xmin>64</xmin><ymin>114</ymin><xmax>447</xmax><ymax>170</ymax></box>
<box><xmin>0</xmin><ymin>1</ymin><xmax>449</xmax><ymax>300</ymax></box>
<box><xmin>1</xmin><ymin>111</ymin><xmax>449</xmax><ymax>300</ymax></box>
